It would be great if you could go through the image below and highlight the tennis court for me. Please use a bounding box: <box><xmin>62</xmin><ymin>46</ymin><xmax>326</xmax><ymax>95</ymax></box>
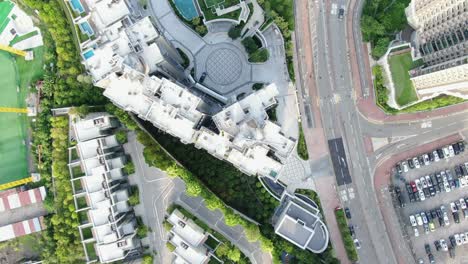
<box><xmin>0</xmin><ymin>51</ymin><xmax>28</xmax><ymax>185</ymax></box>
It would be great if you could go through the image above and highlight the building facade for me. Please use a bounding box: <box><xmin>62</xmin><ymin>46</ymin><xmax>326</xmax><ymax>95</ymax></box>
<box><xmin>69</xmin><ymin>114</ymin><xmax>141</xmax><ymax>263</ymax></box>
<box><xmin>405</xmin><ymin>0</ymin><xmax>468</xmax><ymax>98</ymax></box>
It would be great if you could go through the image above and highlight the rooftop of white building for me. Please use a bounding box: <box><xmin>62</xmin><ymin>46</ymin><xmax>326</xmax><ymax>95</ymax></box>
<box><xmin>168</xmin><ymin>209</ymin><xmax>207</xmax><ymax>246</ymax></box>
<box><xmin>84</xmin><ymin>0</ymin><xmax>130</xmax><ymax>32</ymax></box>
<box><xmin>73</xmin><ymin>115</ymin><xmax>118</xmax><ymax>142</ymax></box>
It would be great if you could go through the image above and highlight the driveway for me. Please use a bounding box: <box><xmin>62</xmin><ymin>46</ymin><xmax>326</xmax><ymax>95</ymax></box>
<box><xmin>149</xmin><ymin>0</ymin><xmax>206</xmax><ymax>55</ymax></box>
<box><xmin>124</xmin><ymin>132</ymin><xmax>271</xmax><ymax>264</ymax></box>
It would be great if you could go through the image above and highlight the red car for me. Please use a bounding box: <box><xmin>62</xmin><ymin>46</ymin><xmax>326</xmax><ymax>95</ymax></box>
<box><xmin>410</xmin><ymin>181</ymin><xmax>418</xmax><ymax>193</ymax></box>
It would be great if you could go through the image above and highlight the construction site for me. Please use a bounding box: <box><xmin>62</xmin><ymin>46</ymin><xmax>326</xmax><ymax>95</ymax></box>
<box><xmin>0</xmin><ymin>0</ymin><xmax>44</xmax><ymax>189</ymax></box>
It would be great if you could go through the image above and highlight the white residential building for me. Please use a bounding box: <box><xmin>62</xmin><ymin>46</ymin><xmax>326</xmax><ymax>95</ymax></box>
<box><xmin>167</xmin><ymin>209</ymin><xmax>221</xmax><ymax>264</ymax></box>
<box><xmin>69</xmin><ymin>114</ymin><xmax>141</xmax><ymax>263</ymax></box>
<box><xmin>405</xmin><ymin>0</ymin><xmax>468</xmax><ymax>98</ymax></box>
<box><xmin>101</xmin><ymin>64</ymin><xmax>294</xmax><ymax>177</ymax></box>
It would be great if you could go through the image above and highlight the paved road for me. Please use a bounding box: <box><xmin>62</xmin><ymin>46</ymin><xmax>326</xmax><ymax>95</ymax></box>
<box><xmin>294</xmin><ymin>0</ymin><xmax>468</xmax><ymax>263</ymax></box>
<box><xmin>124</xmin><ymin>132</ymin><xmax>271</xmax><ymax>264</ymax></box>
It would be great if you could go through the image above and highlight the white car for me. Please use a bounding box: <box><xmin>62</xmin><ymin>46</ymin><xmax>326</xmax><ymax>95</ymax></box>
<box><xmin>421</xmin><ymin>176</ymin><xmax>428</xmax><ymax>188</ymax></box>
<box><xmin>443</xmin><ymin>178</ymin><xmax>451</xmax><ymax>192</ymax></box>
<box><xmin>421</xmin><ymin>212</ymin><xmax>428</xmax><ymax>224</ymax></box>
<box><xmin>413</xmin><ymin>157</ymin><xmax>421</xmax><ymax>168</ymax></box>
<box><xmin>460</xmin><ymin>198</ymin><xmax>467</xmax><ymax>209</ymax></box>
<box><xmin>448</xmin><ymin>145</ymin><xmax>455</xmax><ymax>157</ymax></box>
<box><xmin>402</xmin><ymin>161</ymin><xmax>409</xmax><ymax>172</ymax></box>
<box><xmin>409</xmin><ymin>215</ymin><xmax>417</xmax><ymax>226</ymax></box>
<box><xmin>353</xmin><ymin>239</ymin><xmax>361</xmax><ymax>249</ymax></box>
<box><xmin>440</xmin><ymin>239</ymin><xmax>448</xmax><ymax>251</ymax></box>
<box><xmin>433</xmin><ymin>150</ymin><xmax>440</xmax><ymax>162</ymax></box>
<box><xmin>423</xmin><ymin>224</ymin><xmax>429</xmax><ymax>234</ymax></box>
<box><xmin>414</xmin><ymin>228</ymin><xmax>419</xmax><ymax>237</ymax></box>
<box><xmin>455</xmin><ymin>234</ymin><xmax>462</xmax><ymax>246</ymax></box>
<box><xmin>461</xmin><ymin>233</ymin><xmax>467</xmax><ymax>244</ymax></box>
<box><xmin>416</xmin><ymin>214</ymin><xmax>423</xmax><ymax>226</ymax></box>
<box><xmin>443</xmin><ymin>212</ymin><xmax>450</xmax><ymax>226</ymax></box>
<box><xmin>425</xmin><ymin>175</ymin><xmax>432</xmax><ymax>187</ymax></box>
<box><xmin>465</xmin><ymin>232</ymin><xmax>468</xmax><ymax>243</ymax></box>
<box><xmin>443</xmin><ymin>147</ymin><xmax>450</xmax><ymax>158</ymax></box>
<box><xmin>423</xmin><ymin>154</ymin><xmax>430</xmax><ymax>165</ymax></box>
<box><xmin>451</xmin><ymin>202</ymin><xmax>458</xmax><ymax>213</ymax></box>
<box><xmin>419</xmin><ymin>190</ymin><xmax>426</xmax><ymax>201</ymax></box>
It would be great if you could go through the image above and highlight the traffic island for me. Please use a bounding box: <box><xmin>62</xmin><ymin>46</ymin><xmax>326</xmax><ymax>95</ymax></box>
<box><xmin>335</xmin><ymin>208</ymin><xmax>359</xmax><ymax>262</ymax></box>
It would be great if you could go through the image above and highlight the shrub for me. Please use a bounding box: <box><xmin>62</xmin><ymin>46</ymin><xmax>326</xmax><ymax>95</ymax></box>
<box><xmin>241</xmin><ymin>37</ymin><xmax>259</xmax><ymax>54</ymax></box>
<box><xmin>128</xmin><ymin>186</ymin><xmax>140</xmax><ymax>206</ymax></box>
<box><xmin>137</xmin><ymin>225</ymin><xmax>149</xmax><ymax>238</ymax></box>
<box><xmin>166</xmin><ymin>242</ymin><xmax>176</xmax><ymax>252</ymax></box>
<box><xmin>124</xmin><ymin>161</ymin><xmax>135</xmax><ymax>175</ymax></box>
<box><xmin>228</xmin><ymin>26</ymin><xmax>242</xmax><ymax>39</ymax></box>
<box><xmin>252</xmin><ymin>83</ymin><xmax>264</xmax><ymax>90</ymax></box>
<box><xmin>115</xmin><ymin>130</ymin><xmax>128</xmax><ymax>144</ymax></box>
<box><xmin>249</xmin><ymin>48</ymin><xmax>269</xmax><ymax>63</ymax></box>
<box><xmin>142</xmin><ymin>254</ymin><xmax>153</xmax><ymax>264</ymax></box>
<box><xmin>297</xmin><ymin>123</ymin><xmax>309</xmax><ymax>160</ymax></box>
<box><xmin>163</xmin><ymin>220</ymin><xmax>173</xmax><ymax>231</ymax></box>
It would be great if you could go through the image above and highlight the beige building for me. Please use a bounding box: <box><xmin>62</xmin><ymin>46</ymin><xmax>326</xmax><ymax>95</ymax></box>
<box><xmin>405</xmin><ymin>0</ymin><xmax>468</xmax><ymax>99</ymax></box>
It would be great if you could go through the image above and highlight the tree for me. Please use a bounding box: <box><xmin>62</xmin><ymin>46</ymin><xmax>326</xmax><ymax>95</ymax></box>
<box><xmin>128</xmin><ymin>187</ymin><xmax>140</xmax><ymax>206</ymax></box>
<box><xmin>228</xmin><ymin>26</ymin><xmax>242</xmax><ymax>39</ymax></box>
<box><xmin>249</xmin><ymin>48</ymin><xmax>269</xmax><ymax>63</ymax></box>
<box><xmin>137</xmin><ymin>225</ymin><xmax>149</xmax><ymax>238</ymax></box>
<box><xmin>361</xmin><ymin>15</ymin><xmax>385</xmax><ymax>41</ymax></box>
<box><xmin>195</xmin><ymin>25</ymin><xmax>207</xmax><ymax>35</ymax></box>
<box><xmin>227</xmin><ymin>247</ymin><xmax>241</xmax><ymax>262</ymax></box>
<box><xmin>142</xmin><ymin>255</ymin><xmax>153</xmax><ymax>264</ymax></box>
<box><xmin>124</xmin><ymin>161</ymin><xmax>135</xmax><ymax>175</ymax></box>
<box><xmin>115</xmin><ymin>130</ymin><xmax>128</xmax><ymax>144</ymax></box>
<box><xmin>69</xmin><ymin>105</ymin><xmax>90</xmax><ymax>118</ymax></box>
<box><xmin>241</xmin><ymin>37</ymin><xmax>258</xmax><ymax>54</ymax></box>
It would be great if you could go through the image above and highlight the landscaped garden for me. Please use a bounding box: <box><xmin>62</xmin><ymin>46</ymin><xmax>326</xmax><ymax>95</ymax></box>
<box><xmin>388</xmin><ymin>52</ymin><xmax>418</xmax><ymax>106</ymax></box>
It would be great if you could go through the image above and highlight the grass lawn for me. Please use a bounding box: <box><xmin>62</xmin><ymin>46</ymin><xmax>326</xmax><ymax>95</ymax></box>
<box><xmin>84</xmin><ymin>243</ymin><xmax>97</xmax><ymax>260</ymax></box>
<box><xmin>388</xmin><ymin>52</ymin><xmax>418</xmax><ymax>106</ymax></box>
<box><xmin>0</xmin><ymin>51</ymin><xmax>28</xmax><ymax>185</ymax></box>
<box><xmin>0</xmin><ymin>1</ymin><xmax>13</xmax><ymax>34</ymax></box>
<box><xmin>9</xmin><ymin>30</ymin><xmax>38</xmax><ymax>46</ymax></box>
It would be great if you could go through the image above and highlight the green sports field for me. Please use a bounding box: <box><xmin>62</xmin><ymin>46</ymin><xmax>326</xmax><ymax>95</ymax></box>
<box><xmin>0</xmin><ymin>51</ymin><xmax>29</xmax><ymax>184</ymax></box>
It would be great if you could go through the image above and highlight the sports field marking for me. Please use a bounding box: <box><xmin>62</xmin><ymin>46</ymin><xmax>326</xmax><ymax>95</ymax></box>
<box><xmin>0</xmin><ymin>1</ymin><xmax>13</xmax><ymax>34</ymax></box>
<box><xmin>204</xmin><ymin>0</ymin><xmax>225</xmax><ymax>8</ymax></box>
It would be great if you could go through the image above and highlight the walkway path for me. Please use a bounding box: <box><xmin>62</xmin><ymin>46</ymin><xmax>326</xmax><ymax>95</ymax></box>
<box><xmin>125</xmin><ymin>132</ymin><xmax>271</xmax><ymax>264</ymax></box>
<box><xmin>149</xmin><ymin>0</ymin><xmax>206</xmax><ymax>55</ymax></box>
<box><xmin>241</xmin><ymin>0</ymin><xmax>264</xmax><ymax>37</ymax></box>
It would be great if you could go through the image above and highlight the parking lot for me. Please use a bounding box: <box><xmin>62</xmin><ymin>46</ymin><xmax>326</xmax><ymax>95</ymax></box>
<box><xmin>391</xmin><ymin>142</ymin><xmax>468</xmax><ymax>264</ymax></box>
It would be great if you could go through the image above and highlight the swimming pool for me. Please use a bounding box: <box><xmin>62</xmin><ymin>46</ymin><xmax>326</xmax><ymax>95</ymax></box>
<box><xmin>83</xmin><ymin>50</ymin><xmax>94</xmax><ymax>60</ymax></box>
<box><xmin>70</xmin><ymin>0</ymin><xmax>85</xmax><ymax>14</ymax></box>
<box><xmin>173</xmin><ymin>0</ymin><xmax>200</xmax><ymax>21</ymax></box>
<box><xmin>79</xmin><ymin>21</ymin><xmax>94</xmax><ymax>36</ymax></box>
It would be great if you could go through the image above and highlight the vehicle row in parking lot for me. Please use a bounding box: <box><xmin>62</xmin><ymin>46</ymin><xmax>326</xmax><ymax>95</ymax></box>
<box><xmin>401</xmin><ymin>162</ymin><xmax>468</xmax><ymax>206</ymax></box>
<box><xmin>396</xmin><ymin>142</ymin><xmax>465</xmax><ymax>174</ymax></box>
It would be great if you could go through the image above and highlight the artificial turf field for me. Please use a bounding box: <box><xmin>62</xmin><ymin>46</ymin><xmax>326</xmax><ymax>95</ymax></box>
<box><xmin>0</xmin><ymin>51</ymin><xmax>29</xmax><ymax>185</ymax></box>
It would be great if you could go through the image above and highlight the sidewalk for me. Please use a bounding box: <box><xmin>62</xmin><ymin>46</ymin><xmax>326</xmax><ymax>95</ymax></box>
<box><xmin>346</xmin><ymin>0</ymin><xmax>468</xmax><ymax>124</ymax></box>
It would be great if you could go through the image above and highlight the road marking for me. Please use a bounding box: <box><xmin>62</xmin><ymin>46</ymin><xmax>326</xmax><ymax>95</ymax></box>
<box><xmin>421</xmin><ymin>121</ymin><xmax>432</xmax><ymax>128</ymax></box>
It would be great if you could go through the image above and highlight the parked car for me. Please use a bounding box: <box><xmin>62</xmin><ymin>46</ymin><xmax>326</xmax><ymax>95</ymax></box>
<box><xmin>421</xmin><ymin>177</ymin><xmax>428</xmax><ymax>188</ymax></box>
<box><xmin>440</xmin><ymin>239</ymin><xmax>448</xmax><ymax>251</ymax></box>
<box><xmin>451</xmin><ymin>202</ymin><xmax>458</xmax><ymax>213</ymax></box>
<box><xmin>443</xmin><ymin>146</ymin><xmax>450</xmax><ymax>158</ymax></box>
<box><xmin>396</xmin><ymin>163</ymin><xmax>402</xmax><ymax>174</ymax></box>
<box><xmin>463</xmin><ymin>208</ymin><xmax>468</xmax><ymax>219</ymax></box>
<box><xmin>453</xmin><ymin>211</ymin><xmax>460</xmax><ymax>224</ymax></box>
<box><xmin>402</xmin><ymin>161</ymin><xmax>409</xmax><ymax>173</ymax></box>
<box><xmin>449</xmin><ymin>235</ymin><xmax>456</xmax><ymax>247</ymax></box>
<box><xmin>425</xmin><ymin>175</ymin><xmax>432</xmax><ymax>187</ymax></box>
<box><xmin>448</xmin><ymin>144</ymin><xmax>455</xmax><ymax>156</ymax></box>
<box><xmin>416</xmin><ymin>214</ymin><xmax>423</xmax><ymax>226</ymax></box>
<box><xmin>344</xmin><ymin>207</ymin><xmax>352</xmax><ymax>219</ymax></box>
<box><xmin>419</xmin><ymin>190</ymin><xmax>426</xmax><ymax>201</ymax></box>
<box><xmin>414</xmin><ymin>228</ymin><xmax>419</xmax><ymax>237</ymax></box>
<box><xmin>415</xmin><ymin>179</ymin><xmax>422</xmax><ymax>190</ymax></box>
<box><xmin>428</xmin><ymin>253</ymin><xmax>435</xmax><ymax>263</ymax></box>
<box><xmin>429</xmin><ymin>222</ymin><xmax>435</xmax><ymax>232</ymax></box>
<box><xmin>455</xmin><ymin>234</ymin><xmax>462</xmax><ymax>246</ymax></box>
<box><xmin>433</xmin><ymin>150</ymin><xmax>440</xmax><ymax>162</ymax></box>
<box><xmin>449</xmin><ymin>246</ymin><xmax>455</xmax><ymax>259</ymax></box>
<box><xmin>434</xmin><ymin>240</ymin><xmax>441</xmax><ymax>251</ymax></box>
<box><xmin>458</xmin><ymin>141</ymin><xmax>465</xmax><ymax>152</ymax></box>
<box><xmin>423</xmin><ymin>224</ymin><xmax>429</xmax><ymax>234</ymax></box>
<box><xmin>437</xmin><ymin>149</ymin><xmax>444</xmax><ymax>159</ymax></box>
<box><xmin>419</xmin><ymin>156</ymin><xmax>425</xmax><ymax>166</ymax></box>
<box><xmin>413</xmin><ymin>157</ymin><xmax>421</xmax><ymax>168</ymax></box>
<box><xmin>444</xmin><ymin>212</ymin><xmax>450</xmax><ymax>226</ymax></box>
<box><xmin>424</xmin><ymin>244</ymin><xmax>431</xmax><ymax>254</ymax></box>
<box><xmin>423</xmin><ymin>154</ymin><xmax>430</xmax><ymax>165</ymax></box>
<box><xmin>453</xmin><ymin>143</ymin><xmax>460</xmax><ymax>155</ymax></box>
<box><xmin>461</xmin><ymin>233</ymin><xmax>467</xmax><ymax>244</ymax></box>
<box><xmin>354</xmin><ymin>239</ymin><xmax>361</xmax><ymax>249</ymax></box>
<box><xmin>349</xmin><ymin>225</ymin><xmax>355</xmax><ymax>236</ymax></box>
<box><xmin>428</xmin><ymin>152</ymin><xmax>434</xmax><ymax>162</ymax></box>
<box><xmin>408</xmin><ymin>159</ymin><xmax>415</xmax><ymax>169</ymax></box>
